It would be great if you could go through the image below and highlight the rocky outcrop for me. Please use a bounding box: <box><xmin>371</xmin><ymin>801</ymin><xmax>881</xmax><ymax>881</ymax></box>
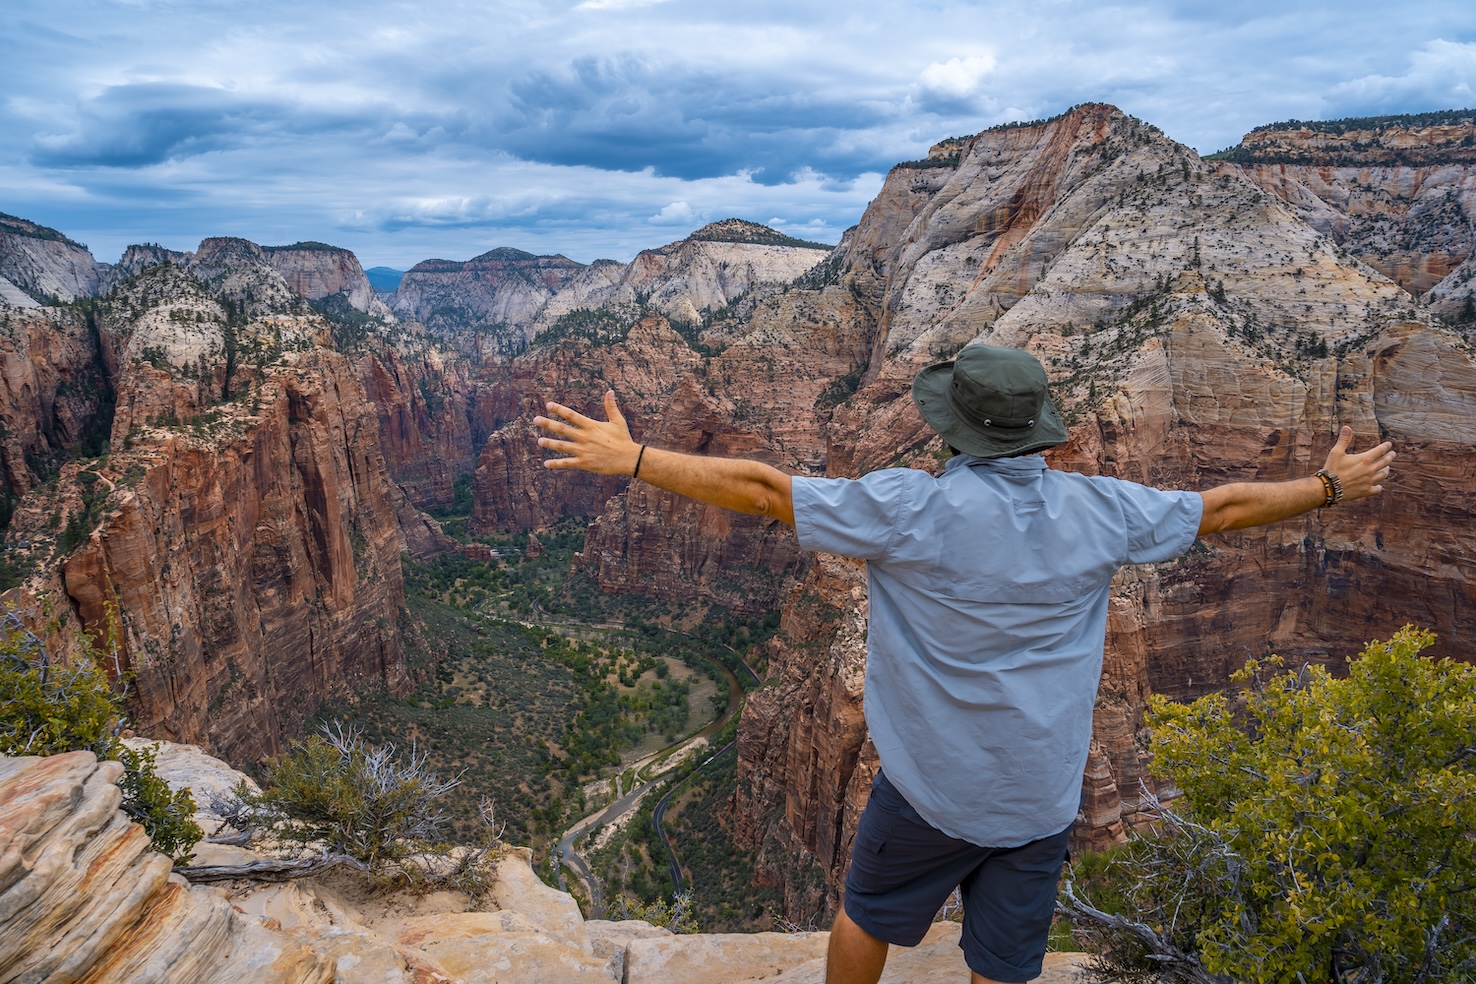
<box><xmin>0</xmin><ymin>751</ymin><xmax>332</xmax><ymax>983</ymax></box>
<box><xmin>1218</xmin><ymin>112</ymin><xmax>1476</xmax><ymax>319</ymax></box>
<box><xmin>110</xmin><ymin>243</ymin><xmax>196</xmax><ymax>283</ymax></box>
<box><xmin>264</xmin><ymin>243</ymin><xmax>393</xmax><ymax>318</ymax></box>
<box><xmin>0</xmin><ymin>306</ymin><xmax>112</xmax><ymax>509</ymax></box>
<box><xmin>0</xmin><ymin>212</ymin><xmax>105</xmax><ymax>305</ymax></box>
<box><xmin>2</xmin><ymin>743</ymin><xmax>1091</xmax><ymax>983</ymax></box>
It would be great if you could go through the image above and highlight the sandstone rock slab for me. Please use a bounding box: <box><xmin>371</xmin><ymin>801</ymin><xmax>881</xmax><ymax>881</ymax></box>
<box><xmin>766</xmin><ymin>923</ymin><xmax>1092</xmax><ymax>983</ymax></box>
<box><xmin>0</xmin><ymin>751</ymin><xmax>332</xmax><ymax>984</ymax></box>
<box><xmin>624</xmin><ymin>930</ymin><xmax>830</xmax><ymax>984</ymax></box>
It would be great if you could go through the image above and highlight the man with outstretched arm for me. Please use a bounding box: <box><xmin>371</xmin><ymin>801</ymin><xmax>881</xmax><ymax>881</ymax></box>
<box><xmin>534</xmin><ymin>344</ymin><xmax>1395</xmax><ymax>984</ymax></box>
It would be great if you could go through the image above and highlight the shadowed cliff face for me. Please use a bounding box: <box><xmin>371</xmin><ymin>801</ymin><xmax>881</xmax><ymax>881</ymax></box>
<box><xmin>0</xmin><ymin>306</ymin><xmax>113</xmax><ymax>512</ymax></box>
<box><xmin>2</xmin><ymin>259</ymin><xmax>414</xmax><ymax>763</ymax></box>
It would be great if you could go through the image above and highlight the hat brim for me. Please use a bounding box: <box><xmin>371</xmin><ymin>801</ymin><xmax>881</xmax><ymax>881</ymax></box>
<box><xmin>911</xmin><ymin>358</ymin><xmax>1069</xmax><ymax>459</ymax></box>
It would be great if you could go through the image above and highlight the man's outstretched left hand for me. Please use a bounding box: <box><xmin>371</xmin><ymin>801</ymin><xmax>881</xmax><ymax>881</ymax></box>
<box><xmin>535</xmin><ymin>390</ymin><xmax>641</xmax><ymax>476</ymax></box>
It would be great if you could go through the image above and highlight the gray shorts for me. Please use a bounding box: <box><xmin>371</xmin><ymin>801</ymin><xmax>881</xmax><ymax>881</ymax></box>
<box><xmin>842</xmin><ymin>771</ymin><xmax>1070</xmax><ymax>982</ymax></box>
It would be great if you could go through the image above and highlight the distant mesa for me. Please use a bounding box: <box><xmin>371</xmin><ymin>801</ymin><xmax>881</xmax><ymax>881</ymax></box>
<box><xmin>406</xmin><ymin>248</ymin><xmax>584</xmax><ymax>275</ymax></box>
<box><xmin>1205</xmin><ymin>107</ymin><xmax>1476</xmax><ymax>165</ymax></box>
<box><xmin>686</xmin><ymin>218</ymin><xmax>833</xmax><ymax>250</ymax></box>
<box><xmin>263</xmin><ymin>240</ymin><xmax>352</xmax><ymax>254</ymax></box>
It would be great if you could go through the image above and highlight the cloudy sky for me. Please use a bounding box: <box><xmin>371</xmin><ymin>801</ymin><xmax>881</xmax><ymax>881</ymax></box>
<box><xmin>3</xmin><ymin>1</ymin><xmax>1474</xmax><ymax>270</ymax></box>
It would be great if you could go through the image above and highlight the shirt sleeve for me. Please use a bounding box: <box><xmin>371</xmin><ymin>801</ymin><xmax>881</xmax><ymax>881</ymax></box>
<box><xmin>1104</xmin><ymin>480</ymin><xmax>1204</xmax><ymax>565</ymax></box>
<box><xmin>791</xmin><ymin>470</ymin><xmax>913</xmax><ymax>562</ymax></box>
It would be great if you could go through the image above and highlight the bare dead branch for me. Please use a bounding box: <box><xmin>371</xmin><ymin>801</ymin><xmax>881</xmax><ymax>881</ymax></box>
<box><xmin>174</xmin><ymin>853</ymin><xmax>370</xmax><ymax>884</ymax></box>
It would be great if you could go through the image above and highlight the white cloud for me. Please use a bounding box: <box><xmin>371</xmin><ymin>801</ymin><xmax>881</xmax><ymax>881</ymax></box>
<box><xmin>918</xmin><ymin>54</ymin><xmax>998</xmax><ymax>98</ymax></box>
<box><xmin>652</xmin><ymin>201</ymin><xmax>696</xmax><ymax>224</ymax></box>
<box><xmin>1329</xmin><ymin>39</ymin><xmax>1476</xmax><ymax>110</ymax></box>
<box><xmin>4</xmin><ymin>0</ymin><xmax>1476</xmax><ymax>267</ymax></box>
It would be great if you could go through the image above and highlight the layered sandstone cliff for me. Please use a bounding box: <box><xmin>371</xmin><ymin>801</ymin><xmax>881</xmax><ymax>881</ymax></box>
<box><xmin>2</xmin><ymin>255</ymin><xmax>413</xmax><ymax>763</ymax></box>
<box><xmin>1218</xmin><ymin>111</ymin><xmax>1476</xmax><ymax>318</ymax></box>
<box><xmin>0</xmin><ymin>212</ymin><xmax>105</xmax><ymax>305</ymax></box>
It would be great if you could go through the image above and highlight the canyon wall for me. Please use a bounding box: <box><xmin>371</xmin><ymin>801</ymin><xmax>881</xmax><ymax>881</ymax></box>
<box><xmin>1221</xmin><ymin>114</ymin><xmax>1476</xmax><ymax>319</ymax></box>
<box><xmin>0</xmin><ymin>236</ymin><xmax>420</xmax><ymax>763</ymax></box>
<box><xmin>0</xmin><ymin>306</ymin><xmax>112</xmax><ymax>511</ymax></box>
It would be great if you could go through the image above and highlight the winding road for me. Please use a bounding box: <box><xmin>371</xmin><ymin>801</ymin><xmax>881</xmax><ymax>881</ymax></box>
<box><xmin>499</xmin><ymin>598</ymin><xmax>763</xmax><ymax>911</ymax></box>
<box><xmin>553</xmin><ymin>647</ymin><xmax>748</xmax><ymax>914</ymax></box>
<box><xmin>650</xmin><ymin>740</ymin><xmax>736</xmax><ymax>892</ymax></box>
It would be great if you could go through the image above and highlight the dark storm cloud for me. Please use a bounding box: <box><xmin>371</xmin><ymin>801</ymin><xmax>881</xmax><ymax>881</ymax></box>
<box><xmin>32</xmin><ymin>83</ymin><xmax>276</xmax><ymax>167</ymax></box>
<box><xmin>490</xmin><ymin>55</ymin><xmax>895</xmax><ymax>181</ymax></box>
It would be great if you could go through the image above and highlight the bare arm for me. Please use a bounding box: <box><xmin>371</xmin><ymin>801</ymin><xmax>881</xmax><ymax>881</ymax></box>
<box><xmin>534</xmin><ymin>391</ymin><xmax>795</xmax><ymax>527</ymax></box>
<box><xmin>1197</xmin><ymin>426</ymin><xmax>1395</xmax><ymax>535</ymax></box>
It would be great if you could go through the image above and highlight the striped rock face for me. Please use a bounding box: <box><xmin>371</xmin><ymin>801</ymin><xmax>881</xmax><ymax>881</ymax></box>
<box><xmin>0</xmin><ymin>751</ymin><xmax>332</xmax><ymax>984</ymax></box>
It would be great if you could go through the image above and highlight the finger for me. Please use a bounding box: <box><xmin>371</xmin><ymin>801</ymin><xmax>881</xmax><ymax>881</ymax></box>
<box><xmin>537</xmin><ymin>437</ymin><xmax>579</xmax><ymax>453</ymax></box>
<box><xmin>534</xmin><ymin>416</ymin><xmax>578</xmax><ymax>439</ymax></box>
<box><xmin>604</xmin><ymin>390</ymin><xmax>626</xmax><ymax>427</ymax></box>
<box><xmin>544</xmin><ymin>456</ymin><xmax>583</xmax><ymax>469</ymax></box>
<box><xmin>545</xmin><ymin>401</ymin><xmax>595</xmax><ymax>428</ymax></box>
<box><xmin>1333</xmin><ymin>425</ymin><xmax>1353</xmax><ymax>453</ymax></box>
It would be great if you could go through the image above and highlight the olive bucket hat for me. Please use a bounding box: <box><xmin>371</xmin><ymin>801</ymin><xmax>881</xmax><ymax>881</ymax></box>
<box><xmin>911</xmin><ymin>344</ymin><xmax>1068</xmax><ymax>459</ymax></box>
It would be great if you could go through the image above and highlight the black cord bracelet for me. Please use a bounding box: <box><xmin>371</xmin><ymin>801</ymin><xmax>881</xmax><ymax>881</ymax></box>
<box><xmin>632</xmin><ymin>444</ymin><xmax>647</xmax><ymax>479</ymax></box>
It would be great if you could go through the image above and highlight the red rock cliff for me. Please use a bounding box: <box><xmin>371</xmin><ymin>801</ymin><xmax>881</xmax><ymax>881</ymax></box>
<box><xmin>3</xmin><ymin>259</ymin><xmax>412</xmax><ymax>764</ymax></box>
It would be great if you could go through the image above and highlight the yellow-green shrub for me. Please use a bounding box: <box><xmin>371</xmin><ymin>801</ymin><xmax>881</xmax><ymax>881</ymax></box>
<box><xmin>1072</xmin><ymin>627</ymin><xmax>1475</xmax><ymax>983</ymax></box>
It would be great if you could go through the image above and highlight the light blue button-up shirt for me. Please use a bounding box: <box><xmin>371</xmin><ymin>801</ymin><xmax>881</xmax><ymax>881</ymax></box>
<box><xmin>792</xmin><ymin>453</ymin><xmax>1203</xmax><ymax>847</ymax></box>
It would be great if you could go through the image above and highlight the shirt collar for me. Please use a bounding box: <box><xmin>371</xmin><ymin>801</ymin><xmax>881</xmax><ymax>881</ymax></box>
<box><xmin>944</xmin><ymin>452</ymin><xmax>1048</xmax><ymax>475</ymax></box>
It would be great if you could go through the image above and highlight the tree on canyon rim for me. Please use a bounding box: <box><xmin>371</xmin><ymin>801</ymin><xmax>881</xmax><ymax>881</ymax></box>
<box><xmin>1063</xmin><ymin>626</ymin><xmax>1476</xmax><ymax>984</ymax></box>
<box><xmin>0</xmin><ymin>606</ymin><xmax>202</xmax><ymax>863</ymax></box>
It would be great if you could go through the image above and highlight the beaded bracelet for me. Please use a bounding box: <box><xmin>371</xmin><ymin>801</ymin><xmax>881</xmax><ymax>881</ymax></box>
<box><xmin>1314</xmin><ymin>468</ymin><xmax>1343</xmax><ymax>508</ymax></box>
